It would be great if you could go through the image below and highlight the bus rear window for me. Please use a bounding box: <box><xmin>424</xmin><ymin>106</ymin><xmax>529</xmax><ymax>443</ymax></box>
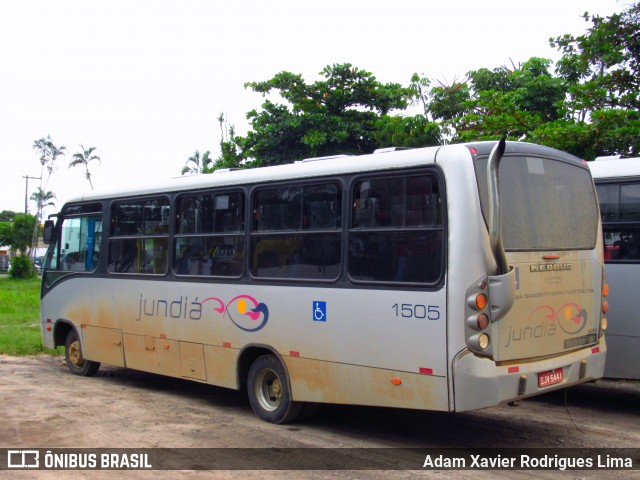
<box><xmin>475</xmin><ymin>156</ymin><xmax>598</xmax><ymax>251</ymax></box>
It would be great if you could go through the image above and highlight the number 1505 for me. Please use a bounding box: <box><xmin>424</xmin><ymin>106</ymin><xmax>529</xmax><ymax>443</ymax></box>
<box><xmin>392</xmin><ymin>303</ymin><xmax>440</xmax><ymax>320</ymax></box>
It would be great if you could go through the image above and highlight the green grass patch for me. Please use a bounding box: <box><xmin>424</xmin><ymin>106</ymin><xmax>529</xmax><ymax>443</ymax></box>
<box><xmin>0</xmin><ymin>276</ymin><xmax>63</xmax><ymax>355</ymax></box>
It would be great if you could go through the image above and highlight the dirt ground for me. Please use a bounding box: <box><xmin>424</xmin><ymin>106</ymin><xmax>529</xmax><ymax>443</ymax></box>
<box><xmin>0</xmin><ymin>354</ymin><xmax>639</xmax><ymax>479</ymax></box>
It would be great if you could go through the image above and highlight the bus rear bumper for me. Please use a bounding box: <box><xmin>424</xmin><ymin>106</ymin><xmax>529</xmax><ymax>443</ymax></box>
<box><xmin>452</xmin><ymin>336</ymin><xmax>606</xmax><ymax>412</ymax></box>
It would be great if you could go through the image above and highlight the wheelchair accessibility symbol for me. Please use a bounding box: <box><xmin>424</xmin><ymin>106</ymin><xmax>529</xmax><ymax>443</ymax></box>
<box><xmin>313</xmin><ymin>301</ymin><xmax>327</xmax><ymax>322</ymax></box>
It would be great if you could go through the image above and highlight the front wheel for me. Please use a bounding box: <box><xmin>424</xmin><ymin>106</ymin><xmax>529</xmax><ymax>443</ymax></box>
<box><xmin>247</xmin><ymin>354</ymin><xmax>302</xmax><ymax>424</ymax></box>
<box><xmin>65</xmin><ymin>329</ymin><xmax>100</xmax><ymax>376</ymax></box>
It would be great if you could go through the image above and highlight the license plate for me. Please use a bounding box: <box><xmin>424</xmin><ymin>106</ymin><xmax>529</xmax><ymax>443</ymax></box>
<box><xmin>538</xmin><ymin>367</ymin><xmax>564</xmax><ymax>388</ymax></box>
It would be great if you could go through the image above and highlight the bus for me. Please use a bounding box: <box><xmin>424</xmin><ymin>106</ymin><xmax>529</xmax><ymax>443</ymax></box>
<box><xmin>40</xmin><ymin>140</ymin><xmax>608</xmax><ymax>423</ymax></box>
<box><xmin>589</xmin><ymin>156</ymin><xmax>640</xmax><ymax>379</ymax></box>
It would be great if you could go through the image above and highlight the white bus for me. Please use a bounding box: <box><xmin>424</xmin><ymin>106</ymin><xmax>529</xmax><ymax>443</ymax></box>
<box><xmin>41</xmin><ymin>140</ymin><xmax>608</xmax><ymax>423</ymax></box>
<box><xmin>589</xmin><ymin>156</ymin><xmax>640</xmax><ymax>379</ymax></box>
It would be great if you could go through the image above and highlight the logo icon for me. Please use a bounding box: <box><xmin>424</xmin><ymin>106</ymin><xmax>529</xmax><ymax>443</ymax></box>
<box><xmin>201</xmin><ymin>294</ymin><xmax>269</xmax><ymax>332</ymax></box>
<box><xmin>7</xmin><ymin>450</ymin><xmax>39</xmax><ymax>469</ymax></box>
<box><xmin>557</xmin><ymin>303</ymin><xmax>588</xmax><ymax>335</ymax></box>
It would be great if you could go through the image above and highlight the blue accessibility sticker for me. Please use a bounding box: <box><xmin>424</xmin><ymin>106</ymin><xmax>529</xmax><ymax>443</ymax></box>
<box><xmin>313</xmin><ymin>301</ymin><xmax>327</xmax><ymax>322</ymax></box>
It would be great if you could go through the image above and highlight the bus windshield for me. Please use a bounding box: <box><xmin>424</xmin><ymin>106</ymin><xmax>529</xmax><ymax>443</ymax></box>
<box><xmin>475</xmin><ymin>155</ymin><xmax>599</xmax><ymax>251</ymax></box>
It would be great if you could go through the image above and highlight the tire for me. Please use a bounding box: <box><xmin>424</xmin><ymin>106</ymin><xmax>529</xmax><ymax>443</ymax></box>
<box><xmin>247</xmin><ymin>354</ymin><xmax>302</xmax><ymax>424</ymax></box>
<box><xmin>65</xmin><ymin>329</ymin><xmax>100</xmax><ymax>377</ymax></box>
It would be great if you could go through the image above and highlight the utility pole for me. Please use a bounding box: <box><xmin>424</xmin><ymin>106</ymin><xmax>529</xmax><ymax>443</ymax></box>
<box><xmin>22</xmin><ymin>175</ymin><xmax>41</xmax><ymax>214</ymax></box>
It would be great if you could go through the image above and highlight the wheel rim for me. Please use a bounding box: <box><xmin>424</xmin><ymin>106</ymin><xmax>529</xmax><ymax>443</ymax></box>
<box><xmin>68</xmin><ymin>339</ymin><xmax>85</xmax><ymax>367</ymax></box>
<box><xmin>254</xmin><ymin>368</ymin><xmax>282</xmax><ymax>412</ymax></box>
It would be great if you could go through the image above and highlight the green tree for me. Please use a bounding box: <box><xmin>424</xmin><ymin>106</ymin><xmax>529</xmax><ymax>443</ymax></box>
<box><xmin>548</xmin><ymin>2</ymin><xmax>640</xmax><ymax>157</ymax></box>
<box><xmin>424</xmin><ymin>58</ymin><xmax>564</xmax><ymax>143</ymax></box>
<box><xmin>70</xmin><ymin>145</ymin><xmax>101</xmax><ymax>189</ymax></box>
<box><xmin>211</xmin><ymin>113</ymin><xmax>246</xmax><ymax>171</ymax></box>
<box><xmin>0</xmin><ymin>215</ymin><xmax>38</xmax><ymax>278</ymax></box>
<box><xmin>181</xmin><ymin>150</ymin><xmax>213</xmax><ymax>175</ymax></box>
<box><xmin>237</xmin><ymin>63</ymin><xmax>409</xmax><ymax>165</ymax></box>
<box><xmin>33</xmin><ymin>136</ymin><xmax>66</xmax><ymax>192</ymax></box>
<box><xmin>30</xmin><ymin>189</ymin><xmax>56</xmax><ymax>213</ymax></box>
<box><xmin>0</xmin><ymin>211</ymin><xmax>18</xmax><ymax>223</ymax></box>
<box><xmin>551</xmin><ymin>3</ymin><xmax>639</xmax><ymax>111</ymax></box>
<box><xmin>32</xmin><ymin>136</ymin><xmax>65</xmax><ymax>259</ymax></box>
<box><xmin>1</xmin><ymin>214</ymin><xmax>36</xmax><ymax>256</ymax></box>
<box><xmin>374</xmin><ymin>114</ymin><xmax>441</xmax><ymax>148</ymax></box>
<box><xmin>0</xmin><ymin>222</ymin><xmax>12</xmax><ymax>248</ymax></box>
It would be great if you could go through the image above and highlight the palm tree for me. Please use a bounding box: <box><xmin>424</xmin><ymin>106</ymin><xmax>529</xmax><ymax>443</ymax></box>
<box><xmin>31</xmin><ymin>136</ymin><xmax>65</xmax><ymax>259</ymax></box>
<box><xmin>33</xmin><ymin>136</ymin><xmax>66</xmax><ymax>190</ymax></box>
<box><xmin>30</xmin><ymin>188</ymin><xmax>57</xmax><ymax>256</ymax></box>
<box><xmin>30</xmin><ymin>188</ymin><xmax>57</xmax><ymax>213</ymax></box>
<box><xmin>70</xmin><ymin>145</ymin><xmax>101</xmax><ymax>190</ymax></box>
<box><xmin>181</xmin><ymin>150</ymin><xmax>213</xmax><ymax>175</ymax></box>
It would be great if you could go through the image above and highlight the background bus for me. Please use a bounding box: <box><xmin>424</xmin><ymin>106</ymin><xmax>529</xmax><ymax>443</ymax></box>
<box><xmin>589</xmin><ymin>156</ymin><xmax>640</xmax><ymax>379</ymax></box>
<box><xmin>41</xmin><ymin>140</ymin><xmax>607</xmax><ymax>423</ymax></box>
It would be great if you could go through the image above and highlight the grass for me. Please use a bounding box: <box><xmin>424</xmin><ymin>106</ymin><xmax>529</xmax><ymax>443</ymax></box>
<box><xmin>0</xmin><ymin>275</ymin><xmax>63</xmax><ymax>355</ymax></box>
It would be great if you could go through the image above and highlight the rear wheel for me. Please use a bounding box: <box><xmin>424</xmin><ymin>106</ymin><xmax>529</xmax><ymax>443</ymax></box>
<box><xmin>65</xmin><ymin>329</ymin><xmax>100</xmax><ymax>376</ymax></box>
<box><xmin>247</xmin><ymin>354</ymin><xmax>302</xmax><ymax>424</ymax></box>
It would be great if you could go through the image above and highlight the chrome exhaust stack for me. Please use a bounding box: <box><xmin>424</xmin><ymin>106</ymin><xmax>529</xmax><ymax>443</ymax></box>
<box><xmin>487</xmin><ymin>138</ymin><xmax>509</xmax><ymax>276</ymax></box>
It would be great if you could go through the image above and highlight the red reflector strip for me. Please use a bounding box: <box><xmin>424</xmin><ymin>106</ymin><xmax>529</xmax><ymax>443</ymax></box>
<box><xmin>290</xmin><ymin>351</ymin><xmax>300</xmax><ymax>357</ymax></box>
<box><xmin>47</xmin><ymin>318</ymin><xmax>52</xmax><ymax>323</ymax></box>
<box><xmin>592</xmin><ymin>347</ymin><xmax>600</xmax><ymax>354</ymax></box>
<box><xmin>508</xmin><ymin>366</ymin><xmax>520</xmax><ymax>374</ymax></box>
<box><xmin>419</xmin><ymin>367</ymin><xmax>433</xmax><ymax>375</ymax></box>
<box><xmin>159</xmin><ymin>333</ymin><xmax>167</xmax><ymax>339</ymax></box>
<box><xmin>81</xmin><ymin>324</ymin><xmax>87</xmax><ymax>329</ymax></box>
<box><xmin>542</xmin><ymin>255</ymin><xmax>560</xmax><ymax>260</ymax></box>
<box><xmin>223</xmin><ymin>342</ymin><xmax>231</xmax><ymax>348</ymax></box>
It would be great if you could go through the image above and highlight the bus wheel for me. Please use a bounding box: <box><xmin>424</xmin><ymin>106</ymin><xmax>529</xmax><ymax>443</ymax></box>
<box><xmin>247</xmin><ymin>354</ymin><xmax>302</xmax><ymax>424</ymax></box>
<box><xmin>65</xmin><ymin>329</ymin><xmax>100</xmax><ymax>377</ymax></box>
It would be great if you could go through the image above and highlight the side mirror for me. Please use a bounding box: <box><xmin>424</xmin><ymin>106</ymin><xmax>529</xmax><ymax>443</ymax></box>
<box><xmin>43</xmin><ymin>220</ymin><xmax>55</xmax><ymax>245</ymax></box>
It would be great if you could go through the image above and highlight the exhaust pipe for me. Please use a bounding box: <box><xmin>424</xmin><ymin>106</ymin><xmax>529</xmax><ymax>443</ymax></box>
<box><xmin>487</xmin><ymin>138</ymin><xmax>509</xmax><ymax>275</ymax></box>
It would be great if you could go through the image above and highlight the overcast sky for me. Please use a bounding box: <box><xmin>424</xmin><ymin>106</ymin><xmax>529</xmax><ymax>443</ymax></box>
<box><xmin>0</xmin><ymin>0</ymin><xmax>625</xmax><ymax>217</ymax></box>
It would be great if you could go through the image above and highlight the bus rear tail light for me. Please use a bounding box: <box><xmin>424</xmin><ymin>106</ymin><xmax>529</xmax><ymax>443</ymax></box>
<box><xmin>600</xmin><ymin>279</ymin><xmax>609</xmax><ymax>337</ymax></box>
<box><xmin>468</xmin><ymin>333</ymin><xmax>490</xmax><ymax>351</ymax></box>
<box><xmin>467</xmin><ymin>313</ymin><xmax>489</xmax><ymax>331</ymax></box>
<box><xmin>465</xmin><ymin>279</ymin><xmax>492</xmax><ymax>354</ymax></box>
<box><xmin>468</xmin><ymin>293</ymin><xmax>488</xmax><ymax>311</ymax></box>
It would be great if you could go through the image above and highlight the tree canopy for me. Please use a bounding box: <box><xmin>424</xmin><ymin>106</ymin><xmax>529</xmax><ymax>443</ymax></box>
<box><xmin>0</xmin><ymin>214</ymin><xmax>36</xmax><ymax>255</ymax></box>
<box><xmin>236</xmin><ymin>64</ymin><xmax>409</xmax><ymax>166</ymax></box>
<box><xmin>548</xmin><ymin>3</ymin><xmax>640</xmax><ymax>158</ymax></box>
<box><xmin>186</xmin><ymin>2</ymin><xmax>637</xmax><ymax>170</ymax></box>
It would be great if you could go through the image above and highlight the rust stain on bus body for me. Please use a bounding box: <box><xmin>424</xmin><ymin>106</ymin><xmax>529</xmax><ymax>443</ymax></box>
<box><xmin>203</xmin><ymin>345</ymin><xmax>238</xmax><ymax>389</ymax></box>
<box><xmin>285</xmin><ymin>356</ymin><xmax>448</xmax><ymax>411</ymax></box>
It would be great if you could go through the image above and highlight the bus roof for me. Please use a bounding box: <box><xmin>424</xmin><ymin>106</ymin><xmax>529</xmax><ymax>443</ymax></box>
<box><xmin>66</xmin><ymin>144</ymin><xmax>445</xmax><ymax>204</ymax></box>
<box><xmin>63</xmin><ymin>141</ymin><xmax>585</xmax><ymax>205</ymax></box>
<box><xmin>588</xmin><ymin>157</ymin><xmax>640</xmax><ymax>180</ymax></box>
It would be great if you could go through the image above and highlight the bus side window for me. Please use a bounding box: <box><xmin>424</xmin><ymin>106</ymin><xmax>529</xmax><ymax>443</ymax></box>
<box><xmin>108</xmin><ymin>198</ymin><xmax>169</xmax><ymax>275</ymax></box>
<box><xmin>349</xmin><ymin>174</ymin><xmax>443</xmax><ymax>285</ymax></box>
<box><xmin>604</xmin><ymin>227</ymin><xmax>640</xmax><ymax>261</ymax></box>
<box><xmin>251</xmin><ymin>183</ymin><xmax>342</xmax><ymax>280</ymax></box>
<box><xmin>173</xmin><ymin>191</ymin><xmax>245</xmax><ymax>277</ymax></box>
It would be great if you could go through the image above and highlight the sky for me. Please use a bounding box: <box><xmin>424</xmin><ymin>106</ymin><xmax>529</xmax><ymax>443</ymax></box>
<box><xmin>0</xmin><ymin>0</ymin><xmax>626</xmax><ymax>218</ymax></box>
